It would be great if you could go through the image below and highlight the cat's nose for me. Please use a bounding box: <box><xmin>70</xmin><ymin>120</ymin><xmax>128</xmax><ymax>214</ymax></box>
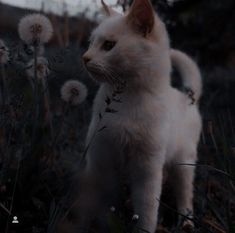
<box><xmin>83</xmin><ymin>55</ymin><xmax>91</xmax><ymax>65</ymax></box>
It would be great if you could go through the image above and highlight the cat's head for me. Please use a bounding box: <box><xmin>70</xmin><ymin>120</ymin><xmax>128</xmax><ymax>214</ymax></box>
<box><xmin>83</xmin><ymin>0</ymin><xmax>171</xmax><ymax>88</ymax></box>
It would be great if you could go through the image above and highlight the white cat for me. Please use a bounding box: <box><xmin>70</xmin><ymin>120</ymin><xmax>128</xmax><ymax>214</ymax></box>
<box><xmin>81</xmin><ymin>0</ymin><xmax>202</xmax><ymax>232</ymax></box>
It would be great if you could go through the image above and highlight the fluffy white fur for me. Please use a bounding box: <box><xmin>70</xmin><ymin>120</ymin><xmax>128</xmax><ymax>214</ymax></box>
<box><xmin>79</xmin><ymin>0</ymin><xmax>202</xmax><ymax>232</ymax></box>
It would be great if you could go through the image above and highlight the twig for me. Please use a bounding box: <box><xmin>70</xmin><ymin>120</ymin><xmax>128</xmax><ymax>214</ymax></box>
<box><xmin>202</xmin><ymin>218</ymin><xmax>226</xmax><ymax>233</ymax></box>
<box><xmin>60</xmin><ymin>199</ymin><xmax>79</xmax><ymax>222</ymax></box>
<box><xmin>31</xmin><ymin>45</ymin><xmax>40</xmax><ymax>148</ymax></box>
<box><xmin>208</xmin><ymin>121</ymin><xmax>218</xmax><ymax>153</ymax></box>
<box><xmin>156</xmin><ymin>198</ymin><xmax>215</xmax><ymax>233</ymax></box>
<box><xmin>206</xmin><ymin>196</ymin><xmax>227</xmax><ymax>229</ymax></box>
<box><xmin>227</xmin><ymin>108</ymin><xmax>235</xmax><ymax>142</ymax></box>
<box><xmin>0</xmin><ymin>64</ymin><xmax>9</xmax><ymax>106</ymax></box>
<box><xmin>5</xmin><ymin>157</ymin><xmax>20</xmax><ymax>233</ymax></box>
<box><xmin>51</xmin><ymin>102</ymin><xmax>71</xmax><ymax>148</ymax></box>
<box><xmin>176</xmin><ymin>163</ymin><xmax>235</xmax><ymax>181</ymax></box>
<box><xmin>64</xmin><ymin>11</ymin><xmax>70</xmax><ymax>47</ymax></box>
<box><xmin>0</xmin><ymin>202</ymin><xmax>12</xmax><ymax>216</ymax></box>
<box><xmin>42</xmin><ymin>74</ymin><xmax>54</xmax><ymax>141</ymax></box>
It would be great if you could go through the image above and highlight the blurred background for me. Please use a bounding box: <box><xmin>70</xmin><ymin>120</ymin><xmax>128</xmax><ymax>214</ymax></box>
<box><xmin>0</xmin><ymin>0</ymin><xmax>235</xmax><ymax>232</ymax></box>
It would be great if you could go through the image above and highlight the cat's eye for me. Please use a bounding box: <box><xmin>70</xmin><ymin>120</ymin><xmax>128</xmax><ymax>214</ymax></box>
<box><xmin>102</xmin><ymin>40</ymin><xmax>116</xmax><ymax>51</ymax></box>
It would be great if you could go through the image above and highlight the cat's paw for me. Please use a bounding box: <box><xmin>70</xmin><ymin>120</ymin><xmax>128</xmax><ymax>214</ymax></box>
<box><xmin>156</xmin><ymin>225</ymin><xmax>170</xmax><ymax>233</ymax></box>
<box><xmin>182</xmin><ymin>219</ymin><xmax>194</xmax><ymax>233</ymax></box>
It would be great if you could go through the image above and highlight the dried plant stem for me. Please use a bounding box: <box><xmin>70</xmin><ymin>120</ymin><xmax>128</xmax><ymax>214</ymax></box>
<box><xmin>0</xmin><ymin>64</ymin><xmax>13</xmax><ymax>181</ymax></box>
<box><xmin>1</xmin><ymin>64</ymin><xmax>14</xmax><ymax>119</ymax></box>
<box><xmin>42</xmin><ymin>76</ymin><xmax>54</xmax><ymax>141</ymax></box>
<box><xmin>0</xmin><ymin>202</ymin><xmax>12</xmax><ymax>215</ymax></box>
<box><xmin>208</xmin><ymin>121</ymin><xmax>218</xmax><ymax>152</ymax></box>
<box><xmin>0</xmin><ymin>64</ymin><xmax>6</xmax><ymax>158</ymax></box>
<box><xmin>51</xmin><ymin>15</ymin><xmax>64</xmax><ymax>47</ymax></box>
<box><xmin>229</xmin><ymin>180</ymin><xmax>235</xmax><ymax>194</ymax></box>
<box><xmin>156</xmin><ymin>198</ymin><xmax>215</xmax><ymax>233</ymax></box>
<box><xmin>31</xmin><ymin>45</ymin><xmax>40</xmax><ymax>146</ymax></box>
<box><xmin>64</xmin><ymin>12</ymin><xmax>70</xmax><ymax>47</ymax></box>
<box><xmin>227</xmin><ymin>108</ymin><xmax>235</xmax><ymax>141</ymax></box>
<box><xmin>201</xmin><ymin>127</ymin><xmax>206</xmax><ymax>145</ymax></box>
<box><xmin>61</xmin><ymin>199</ymin><xmax>79</xmax><ymax>222</ymax></box>
<box><xmin>0</xmin><ymin>64</ymin><xmax>8</xmax><ymax>106</ymax></box>
<box><xmin>202</xmin><ymin>218</ymin><xmax>226</xmax><ymax>233</ymax></box>
<box><xmin>176</xmin><ymin>163</ymin><xmax>235</xmax><ymax>181</ymax></box>
<box><xmin>1</xmin><ymin>124</ymin><xmax>14</xmax><ymax>177</ymax></box>
<box><xmin>51</xmin><ymin>103</ymin><xmax>71</xmax><ymax>148</ymax></box>
<box><xmin>27</xmin><ymin>72</ymin><xmax>35</xmax><ymax>93</ymax></box>
<box><xmin>5</xmin><ymin>158</ymin><xmax>20</xmax><ymax>233</ymax></box>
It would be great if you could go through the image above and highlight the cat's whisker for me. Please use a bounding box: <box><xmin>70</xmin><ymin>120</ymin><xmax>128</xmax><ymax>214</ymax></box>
<box><xmin>93</xmin><ymin>64</ymin><xmax>122</xmax><ymax>86</ymax></box>
<box><xmin>103</xmin><ymin>66</ymin><xmax>124</xmax><ymax>86</ymax></box>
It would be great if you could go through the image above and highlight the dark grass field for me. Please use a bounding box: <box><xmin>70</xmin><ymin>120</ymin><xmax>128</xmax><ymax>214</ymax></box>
<box><xmin>0</xmin><ymin>42</ymin><xmax>234</xmax><ymax>233</ymax></box>
<box><xmin>0</xmin><ymin>1</ymin><xmax>235</xmax><ymax>232</ymax></box>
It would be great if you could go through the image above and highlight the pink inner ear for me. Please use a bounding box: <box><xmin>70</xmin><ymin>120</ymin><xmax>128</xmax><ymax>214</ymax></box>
<box><xmin>139</xmin><ymin>6</ymin><xmax>153</xmax><ymax>24</ymax></box>
<box><xmin>128</xmin><ymin>0</ymin><xmax>155</xmax><ymax>35</ymax></box>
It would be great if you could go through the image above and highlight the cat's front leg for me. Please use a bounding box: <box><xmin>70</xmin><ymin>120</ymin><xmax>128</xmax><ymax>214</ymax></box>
<box><xmin>75</xmin><ymin>132</ymin><xmax>120</xmax><ymax>232</ymax></box>
<box><xmin>172</xmin><ymin>150</ymin><xmax>197</xmax><ymax>230</ymax></box>
<box><xmin>130</xmin><ymin>153</ymin><xmax>164</xmax><ymax>233</ymax></box>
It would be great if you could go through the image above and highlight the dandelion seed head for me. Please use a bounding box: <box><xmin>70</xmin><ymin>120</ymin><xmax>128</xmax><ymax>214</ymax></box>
<box><xmin>132</xmin><ymin>214</ymin><xmax>139</xmax><ymax>221</ymax></box>
<box><xmin>110</xmin><ymin>206</ymin><xmax>116</xmax><ymax>212</ymax></box>
<box><xmin>26</xmin><ymin>56</ymin><xmax>49</xmax><ymax>79</ymax></box>
<box><xmin>0</xmin><ymin>39</ymin><xmax>9</xmax><ymax>65</ymax></box>
<box><xmin>61</xmin><ymin>80</ymin><xmax>88</xmax><ymax>106</ymax></box>
<box><xmin>18</xmin><ymin>13</ymin><xmax>53</xmax><ymax>45</ymax></box>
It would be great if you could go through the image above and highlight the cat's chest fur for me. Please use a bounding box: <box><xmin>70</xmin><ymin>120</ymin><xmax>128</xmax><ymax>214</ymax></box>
<box><xmin>90</xmin><ymin>83</ymin><xmax>170</xmax><ymax>146</ymax></box>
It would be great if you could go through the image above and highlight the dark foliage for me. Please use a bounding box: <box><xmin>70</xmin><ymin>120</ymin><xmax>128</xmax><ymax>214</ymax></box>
<box><xmin>0</xmin><ymin>1</ymin><xmax>234</xmax><ymax>233</ymax></box>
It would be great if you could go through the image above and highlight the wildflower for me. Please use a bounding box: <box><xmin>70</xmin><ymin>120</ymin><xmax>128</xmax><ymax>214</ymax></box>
<box><xmin>132</xmin><ymin>214</ymin><xmax>139</xmax><ymax>221</ymax></box>
<box><xmin>0</xmin><ymin>39</ymin><xmax>9</xmax><ymax>64</ymax></box>
<box><xmin>61</xmin><ymin>80</ymin><xmax>88</xmax><ymax>105</ymax></box>
<box><xmin>26</xmin><ymin>57</ymin><xmax>49</xmax><ymax>80</ymax></box>
<box><xmin>18</xmin><ymin>13</ymin><xmax>53</xmax><ymax>45</ymax></box>
<box><xmin>110</xmin><ymin>206</ymin><xmax>116</xmax><ymax>212</ymax></box>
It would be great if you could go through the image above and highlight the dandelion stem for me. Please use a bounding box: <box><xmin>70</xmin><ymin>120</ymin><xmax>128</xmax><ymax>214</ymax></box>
<box><xmin>31</xmin><ymin>44</ymin><xmax>40</xmax><ymax>147</ymax></box>
<box><xmin>227</xmin><ymin>108</ymin><xmax>235</xmax><ymax>141</ymax></box>
<box><xmin>0</xmin><ymin>64</ymin><xmax>12</xmax><ymax>180</ymax></box>
<box><xmin>0</xmin><ymin>202</ymin><xmax>12</xmax><ymax>216</ymax></box>
<box><xmin>42</xmin><ymin>74</ymin><xmax>54</xmax><ymax>141</ymax></box>
<box><xmin>5</xmin><ymin>158</ymin><xmax>20</xmax><ymax>233</ymax></box>
<box><xmin>0</xmin><ymin>64</ymin><xmax>9</xmax><ymax>106</ymax></box>
<box><xmin>208</xmin><ymin>121</ymin><xmax>218</xmax><ymax>152</ymax></box>
<box><xmin>51</xmin><ymin>102</ymin><xmax>71</xmax><ymax>149</ymax></box>
<box><xmin>0</xmin><ymin>64</ymin><xmax>5</xmax><ymax>106</ymax></box>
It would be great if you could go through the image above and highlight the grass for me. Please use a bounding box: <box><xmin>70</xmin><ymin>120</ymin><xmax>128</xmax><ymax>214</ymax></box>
<box><xmin>0</xmin><ymin>39</ymin><xmax>234</xmax><ymax>233</ymax></box>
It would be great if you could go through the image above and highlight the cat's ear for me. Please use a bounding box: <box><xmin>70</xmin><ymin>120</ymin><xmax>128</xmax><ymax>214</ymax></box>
<box><xmin>126</xmin><ymin>0</ymin><xmax>155</xmax><ymax>36</ymax></box>
<box><xmin>101</xmin><ymin>0</ymin><xmax>120</xmax><ymax>17</ymax></box>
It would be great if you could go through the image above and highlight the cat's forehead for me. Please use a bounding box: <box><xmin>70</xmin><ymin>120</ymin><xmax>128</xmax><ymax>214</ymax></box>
<box><xmin>91</xmin><ymin>16</ymin><xmax>127</xmax><ymax>40</ymax></box>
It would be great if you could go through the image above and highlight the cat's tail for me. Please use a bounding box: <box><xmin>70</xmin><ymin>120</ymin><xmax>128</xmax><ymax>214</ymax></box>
<box><xmin>170</xmin><ymin>49</ymin><xmax>202</xmax><ymax>103</ymax></box>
